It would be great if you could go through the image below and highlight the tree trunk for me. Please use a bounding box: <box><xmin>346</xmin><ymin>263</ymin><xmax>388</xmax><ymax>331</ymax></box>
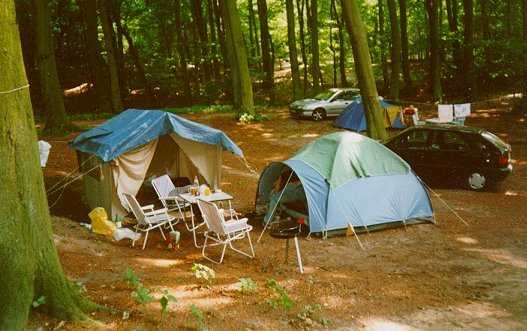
<box><xmin>247</xmin><ymin>0</ymin><xmax>260</xmax><ymax>58</ymax></box>
<box><xmin>34</xmin><ymin>0</ymin><xmax>68</xmax><ymax>134</ymax></box>
<box><xmin>386</xmin><ymin>0</ymin><xmax>401</xmax><ymax>100</ymax></box>
<box><xmin>341</xmin><ymin>0</ymin><xmax>388</xmax><ymax>140</ymax></box>
<box><xmin>120</xmin><ymin>25</ymin><xmax>149</xmax><ymax>94</ymax></box>
<box><xmin>463</xmin><ymin>0</ymin><xmax>475</xmax><ymax>99</ymax></box>
<box><xmin>0</xmin><ymin>2</ymin><xmax>95</xmax><ymax>329</ymax></box>
<box><xmin>379</xmin><ymin>0</ymin><xmax>389</xmax><ymax>89</ymax></box>
<box><xmin>220</xmin><ymin>0</ymin><xmax>255</xmax><ymax>115</ymax></box>
<box><xmin>98</xmin><ymin>0</ymin><xmax>123</xmax><ymax>112</ymax></box>
<box><xmin>111</xmin><ymin>1</ymin><xmax>127</xmax><ymax>100</ymax></box>
<box><xmin>191</xmin><ymin>0</ymin><xmax>212</xmax><ymax>82</ymax></box>
<box><xmin>285</xmin><ymin>0</ymin><xmax>302</xmax><ymax>99</ymax></box>
<box><xmin>207</xmin><ymin>0</ymin><xmax>221</xmax><ymax>80</ymax></box>
<box><xmin>446</xmin><ymin>0</ymin><xmax>462</xmax><ymax>74</ymax></box>
<box><xmin>523</xmin><ymin>0</ymin><xmax>527</xmax><ymax>41</ymax></box>
<box><xmin>425</xmin><ymin>0</ymin><xmax>442</xmax><ymax>101</ymax></box>
<box><xmin>174</xmin><ymin>0</ymin><xmax>192</xmax><ymax>104</ymax></box>
<box><xmin>257</xmin><ymin>0</ymin><xmax>274</xmax><ymax>102</ymax></box>
<box><xmin>308</xmin><ymin>0</ymin><xmax>322</xmax><ymax>91</ymax></box>
<box><xmin>399</xmin><ymin>0</ymin><xmax>411</xmax><ymax>88</ymax></box>
<box><xmin>297</xmin><ymin>0</ymin><xmax>309</xmax><ymax>94</ymax></box>
<box><xmin>77</xmin><ymin>0</ymin><xmax>112</xmax><ymax>113</ymax></box>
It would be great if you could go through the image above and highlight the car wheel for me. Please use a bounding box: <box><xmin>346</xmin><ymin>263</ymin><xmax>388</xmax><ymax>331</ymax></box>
<box><xmin>312</xmin><ymin>108</ymin><xmax>326</xmax><ymax>121</ymax></box>
<box><xmin>467</xmin><ymin>172</ymin><xmax>486</xmax><ymax>191</ymax></box>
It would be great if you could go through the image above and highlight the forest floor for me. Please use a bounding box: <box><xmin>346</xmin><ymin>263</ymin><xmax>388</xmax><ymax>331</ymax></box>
<box><xmin>32</xmin><ymin>102</ymin><xmax>527</xmax><ymax>330</ymax></box>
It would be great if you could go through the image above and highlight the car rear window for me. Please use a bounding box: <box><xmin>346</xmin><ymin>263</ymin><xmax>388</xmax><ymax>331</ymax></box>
<box><xmin>481</xmin><ymin>131</ymin><xmax>509</xmax><ymax>150</ymax></box>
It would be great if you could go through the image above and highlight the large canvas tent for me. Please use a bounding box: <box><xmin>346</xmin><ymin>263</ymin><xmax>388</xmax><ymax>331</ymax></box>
<box><xmin>256</xmin><ymin>132</ymin><xmax>434</xmax><ymax>235</ymax></box>
<box><xmin>334</xmin><ymin>97</ymin><xmax>405</xmax><ymax>132</ymax></box>
<box><xmin>70</xmin><ymin>109</ymin><xmax>243</xmax><ymax>218</ymax></box>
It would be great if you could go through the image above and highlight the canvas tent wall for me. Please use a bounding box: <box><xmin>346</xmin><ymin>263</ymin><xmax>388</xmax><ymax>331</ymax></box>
<box><xmin>256</xmin><ymin>132</ymin><xmax>434</xmax><ymax>234</ymax></box>
<box><xmin>71</xmin><ymin>109</ymin><xmax>243</xmax><ymax>218</ymax></box>
<box><xmin>334</xmin><ymin>97</ymin><xmax>405</xmax><ymax>132</ymax></box>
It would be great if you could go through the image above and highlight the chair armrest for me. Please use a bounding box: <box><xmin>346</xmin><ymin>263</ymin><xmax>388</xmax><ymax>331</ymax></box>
<box><xmin>224</xmin><ymin>218</ymin><xmax>249</xmax><ymax>233</ymax></box>
<box><xmin>141</xmin><ymin>204</ymin><xmax>155</xmax><ymax>212</ymax></box>
<box><xmin>144</xmin><ymin>208</ymin><xmax>168</xmax><ymax>217</ymax></box>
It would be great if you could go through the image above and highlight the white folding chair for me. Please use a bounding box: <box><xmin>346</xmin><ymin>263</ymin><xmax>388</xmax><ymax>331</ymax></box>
<box><xmin>196</xmin><ymin>199</ymin><xmax>255</xmax><ymax>264</ymax></box>
<box><xmin>151</xmin><ymin>175</ymin><xmax>195</xmax><ymax>228</ymax></box>
<box><xmin>123</xmin><ymin>193</ymin><xmax>176</xmax><ymax>250</ymax></box>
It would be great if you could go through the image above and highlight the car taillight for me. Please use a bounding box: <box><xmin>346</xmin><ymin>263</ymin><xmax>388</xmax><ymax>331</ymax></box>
<box><xmin>498</xmin><ymin>154</ymin><xmax>509</xmax><ymax>166</ymax></box>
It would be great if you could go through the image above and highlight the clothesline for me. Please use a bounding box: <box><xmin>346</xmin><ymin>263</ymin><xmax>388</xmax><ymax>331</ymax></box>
<box><xmin>384</xmin><ymin>93</ymin><xmax>521</xmax><ymax>109</ymax></box>
<box><xmin>0</xmin><ymin>84</ymin><xmax>29</xmax><ymax>95</ymax></box>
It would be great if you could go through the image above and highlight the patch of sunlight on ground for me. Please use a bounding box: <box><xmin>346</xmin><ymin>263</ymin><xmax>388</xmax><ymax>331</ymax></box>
<box><xmin>133</xmin><ymin>257</ymin><xmax>184</xmax><ymax>268</ymax></box>
<box><xmin>465</xmin><ymin>248</ymin><xmax>527</xmax><ymax>269</ymax></box>
<box><xmin>456</xmin><ymin>237</ymin><xmax>479</xmax><ymax>245</ymax></box>
<box><xmin>301</xmin><ymin>133</ymin><xmax>320</xmax><ymax>138</ymax></box>
<box><xmin>360</xmin><ymin>318</ymin><xmax>417</xmax><ymax>331</ymax></box>
<box><xmin>321</xmin><ymin>294</ymin><xmax>357</xmax><ymax>309</ymax></box>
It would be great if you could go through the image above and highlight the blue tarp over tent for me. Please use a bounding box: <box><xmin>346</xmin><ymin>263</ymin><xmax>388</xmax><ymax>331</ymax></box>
<box><xmin>70</xmin><ymin>109</ymin><xmax>243</xmax><ymax>161</ymax></box>
<box><xmin>256</xmin><ymin>132</ymin><xmax>434</xmax><ymax>234</ymax></box>
<box><xmin>334</xmin><ymin>97</ymin><xmax>405</xmax><ymax>132</ymax></box>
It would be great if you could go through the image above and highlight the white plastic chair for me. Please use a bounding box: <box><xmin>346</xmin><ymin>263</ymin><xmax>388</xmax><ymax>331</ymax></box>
<box><xmin>123</xmin><ymin>193</ymin><xmax>176</xmax><ymax>250</ymax></box>
<box><xmin>151</xmin><ymin>175</ymin><xmax>195</xmax><ymax>228</ymax></box>
<box><xmin>196</xmin><ymin>199</ymin><xmax>255</xmax><ymax>264</ymax></box>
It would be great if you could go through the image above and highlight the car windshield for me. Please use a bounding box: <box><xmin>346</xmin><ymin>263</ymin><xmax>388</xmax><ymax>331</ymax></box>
<box><xmin>482</xmin><ymin>131</ymin><xmax>509</xmax><ymax>150</ymax></box>
<box><xmin>313</xmin><ymin>91</ymin><xmax>335</xmax><ymax>100</ymax></box>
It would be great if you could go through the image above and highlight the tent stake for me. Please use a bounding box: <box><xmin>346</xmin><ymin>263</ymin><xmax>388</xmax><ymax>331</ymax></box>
<box><xmin>347</xmin><ymin>222</ymin><xmax>365</xmax><ymax>250</ymax></box>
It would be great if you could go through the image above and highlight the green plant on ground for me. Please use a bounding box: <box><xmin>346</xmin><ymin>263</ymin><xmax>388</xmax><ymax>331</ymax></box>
<box><xmin>237</xmin><ymin>277</ymin><xmax>258</xmax><ymax>294</ymax></box>
<box><xmin>165</xmin><ymin>104</ymin><xmax>234</xmax><ymax>115</ymax></box>
<box><xmin>296</xmin><ymin>304</ymin><xmax>332</xmax><ymax>326</ymax></box>
<box><xmin>238</xmin><ymin>112</ymin><xmax>268</xmax><ymax>124</ymax></box>
<box><xmin>159</xmin><ymin>290</ymin><xmax>177</xmax><ymax>318</ymax></box>
<box><xmin>189</xmin><ymin>304</ymin><xmax>206</xmax><ymax>331</ymax></box>
<box><xmin>123</xmin><ymin>267</ymin><xmax>141</xmax><ymax>287</ymax></box>
<box><xmin>190</xmin><ymin>263</ymin><xmax>216</xmax><ymax>285</ymax></box>
<box><xmin>266</xmin><ymin>278</ymin><xmax>294</xmax><ymax>311</ymax></box>
<box><xmin>32</xmin><ymin>296</ymin><xmax>46</xmax><ymax>308</ymax></box>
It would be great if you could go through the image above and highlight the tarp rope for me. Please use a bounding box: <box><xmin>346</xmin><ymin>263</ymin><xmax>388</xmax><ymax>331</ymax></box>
<box><xmin>46</xmin><ymin>154</ymin><xmax>97</xmax><ymax>194</ymax></box>
<box><xmin>421</xmin><ymin>181</ymin><xmax>469</xmax><ymax>226</ymax></box>
<box><xmin>0</xmin><ymin>84</ymin><xmax>29</xmax><ymax>95</ymax></box>
<box><xmin>47</xmin><ymin>163</ymin><xmax>101</xmax><ymax>208</ymax></box>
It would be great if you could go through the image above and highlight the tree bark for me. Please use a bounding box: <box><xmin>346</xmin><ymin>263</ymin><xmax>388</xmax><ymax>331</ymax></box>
<box><xmin>111</xmin><ymin>0</ymin><xmax>127</xmax><ymax>99</ymax></box>
<box><xmin>463</xmin><ymin>0</ymin><xmax>475</xmax><ymax>99</ymax></box>
<box><xmin>34</xmin><ymin>0</ymin><xmax>68</xmax><ymax>134</ymax></box>
<box><xmin>77</xmin><ymin>0</ymin><xmax>112</xmax><ymax>113</ymax></box>
<box><xmin>308</xmin><ymin>0</ymin><xmax>322</xmax><ymax>91</ymax></box>
<box><xmin>207</xmin><ymin>0</ymin><xmax>221</xmax><ymax>80</ymax></box>
<box><xmin>257</xmin><ymin>0</ymin><xmax>274</xmax><ymax>102</ymax></box>
<box><xmin>120</xmin><ymin>24</ymin><xmax>149</xmax><ymax>93</ymax></box>
<box><xmin>379</xmin><ymin>0</ymin><xmax>389</xmax><ymax>89</ymax></box>
<box><xmin>297</xmin><ymin>0</ymin><xmax>309</xmax><ymax>94</ymax></box>
<box><xmin>446</xmin><ymin>0</ymin><xmax>462</xmax><ymax>73</ymax></box>
<box><xmin>220</xmin><ymin>0</ymin><xmax>255</xmax><ymax>115</ymax></box>
<box><xmin>247</xmin><ymin>0</ymin><xmax>260</xmax><ymax>57</ymax></box>
<box><xmin>341</xmin><ymin>0</ymin><xmax>388</xmax><ymax>140</ymax></box>
<box><xmin>387</xmin><ymin>0</ymin><xmax>401</xmax><ymax>100</ymax></box>
<box><xmin>425</xmin><ymin>0</ymin><xmax>442</xmax><ymax>101</ymax></box>
<box><xmin>98</xmin><ymin>0</ymin><xmax>123</xmax><ymax>112</ymax></box>
<box><xmin>399</xmin><ymin>0</ymin><xmax>411</xmax><ymax>88</ymax></box>
<box><xmin>0</xmin><ymin>2</ymin><xmax>95</xmax><ymax>329</ymax></box>
<box><xmin>285</xmin><ymin>0</ymin><xmax>302</xmax><ymax>99</ymax></box>
<box><xmin>174</xmin><ymin>0</ymin><xmax>192</xmax><ymax>104</ymax></box>
<box><xmin>191</xmin><ymin>0</ymin><xmax>212</xmax><ymax>82</ymax></box>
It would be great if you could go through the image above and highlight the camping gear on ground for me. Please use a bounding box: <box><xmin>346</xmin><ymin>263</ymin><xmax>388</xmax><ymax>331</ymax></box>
<box><xmin>38</xmin><ymin>140</ymin><xmax>51</xmax><ymax>167</ymax></box>
<box><xmin>69</xmin><ymin>109</ymin><xmax>244</xmax><ymax>219</ymax></box>
<box><xmin>122</xmin><ymin>193</ymin><xmax>176</xmax><ymax>250</ymax></box>
<box><xmin>333</xmin><ymin>96</ymin><xmax>405</xmax><ymax>132</ymax></box>
<box><xmin>256</xmin><ymin>131</ymin><xmax>435</xmax><ymax>237</ymax></box>
<box><xmin>269</xmin><ymin>220</ymin><xmax>304</xmax><ymax>274</ymax></box>
<box><xmin>196</xmin><ymin>199</ymin><xmax>255</xmax><ymax>264</ymax></box>
<box><xmin>88</xmin><ymin>207</ymin><xmax>116</xmax><ymax>237</ymax></box>
<box><xmin>402</xmin><ymin>106</ymin><xmax>420</xmax><ymax>126</ymax></box>
<box><xmin>179</xmin><ymin>191</ymin><xmax>236</xmax><ymax>247</ymax></box>
<box><xmin>113</xmin><ymin>228</ymin><xmax>141</xmax><ymax>242</ymax></box>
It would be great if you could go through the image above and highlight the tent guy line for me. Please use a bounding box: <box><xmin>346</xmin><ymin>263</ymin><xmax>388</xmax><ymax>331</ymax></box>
<box><xmin>0</xmin><ymin>84</ymin><xmax>29</xmax><ymax>95</ymax></box>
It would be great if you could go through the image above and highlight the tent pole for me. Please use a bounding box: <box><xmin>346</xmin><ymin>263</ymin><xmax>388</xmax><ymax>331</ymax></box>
<box><xmin>257</xmin><ymin>172</ymin><xmax>294</xmax><ymax>243</ymax></box>
<box><xmin>347</xmin><ymin>222</ymin><xmax>365</xmax><ymax>250</ymax></box>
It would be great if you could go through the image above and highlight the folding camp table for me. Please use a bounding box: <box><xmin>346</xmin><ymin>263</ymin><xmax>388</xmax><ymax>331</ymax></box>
<box><xmin>178</xmin><ymin>191</ymin><xmax>234</xmax><ymax>248</ymax></box>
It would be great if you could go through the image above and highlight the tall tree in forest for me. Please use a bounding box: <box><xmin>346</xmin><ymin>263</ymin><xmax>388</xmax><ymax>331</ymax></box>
<box><xmin>425</xmin><ymin>0</ymin><xmax>442</xmax><ymax>101</ymax></box>
<box><xmin>297</xmin><ymin>0</ymin><xmax>309</xmax><ymax>94</ymax></box>
<box><xmin>191</xmin><ymin>0</ymin><xmax>212</xmax><ymax>81</ymax></box>
<box><xmin>221</xmin><ymin>0</ymin><xmax>255</xmax><ymax>115</ymax></box>
<box><xmin>399</xmin><ymin>0</ymin><xmax>411</xmax><ymax>88</ymax></box>
<box><xmin>77</xmin><ymin>0</ymin><xmax>111</xmax><ymax>113</ymax></box>
<box><xmin>174</xmin><ymin>0</ymin><xmax>192</xmax><ymax>103</ymax></box>
<box><xmin>386</xmin><ymin>0</ymin><xmax>401</xmax><ymax>99</ymax></box>
<box><xmin>98</xmin><ymin>0</ymin><xmax>123</xmax><ymax>112</ymax></box>
<box><xmin>378</xmin><ymin>0</ymin><xmax>389</xmax><ymax>88</ymax></box>
<box><xmin>247</xmin><ymin>0</ymin><xmax>260</xmax><ymax>57</ymax></box>
<box><xmin>341</xmin><ymin>0</ymin><xmax>388</xmax><ymax>140</ymax></box>
<box><xmin>34</xmin><ymin>0</ymin><xmax>68</xmax><ymax>134</ymax></box>
<box><xmin>463</xmin><ymin>0</ymin><xmax>475</xmax><ymax>98</ymax></box>
<box><xmin>523</xmin><ymin>0</ymin><xmax>527</xmax><ymax>41</ymax></box>
<box><xmin>0</xmin><ymin>2</ymin><xmax>95</xmax><ymax>329</ymax></box>
<box><xmin>257</xmin><ymin>0</ymin><xmax>274</xmax><ymax>102</ymax></box>
<box><xmin>308</xmin><ymin>0</ymin><xmax>322</xmax><ymax>91</ymax></box>
<box><xmin>446</xmin><ymin>0</ymin><xmax>462</xmax><ymax>73</ymax></box>
<box><xmin>285</xmin><ymin>0</ymin><xmax>301</xmax><ymax>99</ymax></box>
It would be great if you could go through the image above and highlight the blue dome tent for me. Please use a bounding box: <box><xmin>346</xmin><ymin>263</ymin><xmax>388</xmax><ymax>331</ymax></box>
<box><xmin>256</xmin><ymin>132</ymin><xmax>434</xmax><ymax>235</ymax></box>
<box><xmin>334</xmin><ymin>97</ymin><xmax>406</xmax><ymax>132</ymax></box>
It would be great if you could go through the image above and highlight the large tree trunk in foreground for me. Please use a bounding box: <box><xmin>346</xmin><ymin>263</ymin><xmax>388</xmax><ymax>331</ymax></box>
<box><xmin>34</xmin><ymin>0</ymin><xmax>68</xmax><ymax>134</ymax></box>
<box><xmin>386</xmin><ymin>0</ymin><xmax>401</xmax><ymax>100</ymax></box>
<box><xmin>98</xmin><ymin>0</ymin><xmax>123</xmax><ymax>112</ymax></box>
<box><xmin>285</xmin><ymin>0</ymin><xmax>302</xmax><ymax>99</ymax></box>
<box><xmin>220</xmin><ymin>0</ymin><xmax>255</xmax><ymax>115</ymax></box>
<box><xmin>257</xmin><ymin>0</ymin><xmax>274</xmax><ymax>102</ymax></box>
<box><xmin>0</xmin><ymin>2</ymin><xmax>95</xmax><ymax>329</ymax></box>
<box><xmin>341</xmin><ymin>0</ymin><xmax>387</xmax><ymax>140</ymax></box>
<box><xmin>426</xmin><ymin>0</ymin><xmax>442</xmax><ymax>101</ymax></box>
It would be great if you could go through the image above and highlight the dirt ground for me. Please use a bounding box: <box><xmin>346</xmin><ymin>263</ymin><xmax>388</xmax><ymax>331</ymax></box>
<box><xmin>32</xmin><ymin>102</ymin><xmax>527</xmax><ymax>331</ymax></box>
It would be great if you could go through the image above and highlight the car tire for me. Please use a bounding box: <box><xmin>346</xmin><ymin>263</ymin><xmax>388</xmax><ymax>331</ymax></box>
<box><xmin>312</xmin><ymin>108</ymin><xmax>326</xmax><ymax>121</ymax></box>
<box><xmin>467</xmin><ymin>172</ymin><xmax>487</xmax><ymax>191</ymax></box>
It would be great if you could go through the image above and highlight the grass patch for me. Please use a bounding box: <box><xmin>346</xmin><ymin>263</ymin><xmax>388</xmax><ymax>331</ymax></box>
<box><xmin>165</xmin><ymin>104</ymin><xmax>234</xmax><ymax>115</ymax></box>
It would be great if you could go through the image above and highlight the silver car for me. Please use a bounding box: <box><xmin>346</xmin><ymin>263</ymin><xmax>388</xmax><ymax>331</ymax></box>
<box><xmin>289</xmin><ymin>88</ymin><xmax>360</xmax><ymax>121</ymax></box>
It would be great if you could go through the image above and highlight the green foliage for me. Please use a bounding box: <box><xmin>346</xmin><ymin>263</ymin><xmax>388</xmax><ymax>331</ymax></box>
<box><xmin>189</xmin><ymin>304</ymin><xmax>206</xmax><ymax>331</ymax></box>
<box><xmin>266</xmin><ymin>278</ymin><xmax>294</xmax><ymax>310</ymax></box>
<box><xmin>123</xmin><ymin>267</ymin><xmax>141</xmax><ymax>288</ymax></box>
<box><xmin>238</xmin><ymin>112</ymin><xmax>269</xmax><ymax>124</ymax></box>
<box><xmin>159</xmin><ymin>290</ymin><xmax>177</xmax><ymax>317</ymax></box>
<box><xmin>190</xmin><ymin>263</ymin><xmax>216</xmax><ymax>285</ymax></box>
<box><xmin>237</xmin><ymin>277</ymin><xmax>258</xmax><ymax>294</ymax></box>
<box><xmin>165</xmin><ymin>104</ymin><xmax>234</xmax><ymax>115</ymax></box>
<box><xmin>32</xmin><ymin>296</ymin><xmax>46</xmax><ymax>308</ymax></box>
<box><xmin>131</xmin><ymin>286</ymin><xmax>154</xmax><ymax>304</ymax></box>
